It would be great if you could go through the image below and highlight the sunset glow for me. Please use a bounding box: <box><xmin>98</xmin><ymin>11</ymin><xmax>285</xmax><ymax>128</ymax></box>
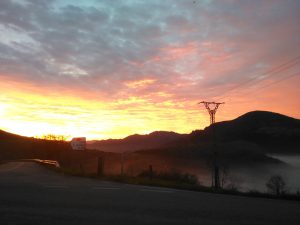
<box><xmin>1</xmin><ymin>0</ymin><xmax>300</xmax><ymax>140</ymax></box>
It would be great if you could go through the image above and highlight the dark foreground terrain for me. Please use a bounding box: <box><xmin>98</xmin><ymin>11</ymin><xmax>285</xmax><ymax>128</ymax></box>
<box><xmin>0</xmin><ymin>162</ymin><xmax>299</xmax><ymax>225</ymax></box>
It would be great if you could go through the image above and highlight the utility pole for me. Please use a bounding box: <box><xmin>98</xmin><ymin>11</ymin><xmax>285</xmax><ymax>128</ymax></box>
<box><xmin>121</xmin><ymin>152</ymin><xmax>124</xmax><ymax>176</ymax></box>
<box><xmin>97</xmin><ymin>156</ymin><xmax>104</xmax><ymax>176</ymax></box>
<box><xmin>198</xmin><ymin>101</ymin><xmax>224</xmax><ymax>189</ymax></box>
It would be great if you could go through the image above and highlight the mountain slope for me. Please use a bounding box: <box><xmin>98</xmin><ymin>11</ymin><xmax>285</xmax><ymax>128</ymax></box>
<box><xmin>2</xmin><ymin>110</ymin><xmax>299</xmax><ymax>159</ymax></box>
<box><xmin>88</xmin><ymin>131</ymin><xmax>186</xmax><ymax>153</ymax></box>
<box><xmin>210</xmin><ymin>111</ymin><xmax>300</xmax><ymax>137</ymax></box>
<box><xmin>87</xmin><ymin>111</ymin><xmax>300</xmax><ymax>154</ymax></box>
<box><xmin>204</xmin><ymin>111</ymin><xmax>300</xmax><ymax>151</ymax></box>
<box><xmin>0</xmin><ymin>130</ymin><xmax>28</xmax><ymax>140</ymax></box>
<box><xmin>0</xmin><ymin>130</ymin><xmax>71</xmax><ymax>160</ymax></box>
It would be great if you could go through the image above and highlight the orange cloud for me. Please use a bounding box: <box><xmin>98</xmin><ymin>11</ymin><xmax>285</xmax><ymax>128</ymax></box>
<box><xmin>125</xmin><ymin>79</ymin><xmax>156</xmax><ymax>88</ymax></box>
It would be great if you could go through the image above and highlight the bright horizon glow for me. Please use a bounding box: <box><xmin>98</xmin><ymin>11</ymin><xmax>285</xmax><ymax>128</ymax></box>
<box><xmin>1</xmin><ymin>1</ymin><xmax>300</xmax><ymax>140</ymax></box>
<box><xmin>1</xmin><ymin>76</ymin><xmax>299</xmax><ymax>140</ymax></box>
<box><xmin>0</xmin><ymin>78</ymin><xmax>208</xmax><ymax>140</ymax></box>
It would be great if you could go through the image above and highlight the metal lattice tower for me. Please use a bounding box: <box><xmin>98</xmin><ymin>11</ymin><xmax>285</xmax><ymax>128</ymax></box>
<box><xmin>199</xmin><ymin>101</ymin><xmax>224</xmax><ymax>189</ymax></box>
<box><xmin>199</xmin><ymin>101</ymin><xmax>224</xmax><ymax>125</ymax></box>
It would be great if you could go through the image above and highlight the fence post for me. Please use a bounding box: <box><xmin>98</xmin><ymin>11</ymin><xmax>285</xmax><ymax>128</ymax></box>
<box><xmin>121</xmin><ymin>152</ymin><xmax>124</xmax><ymax>176</ymax></box>
<box><xmin>149</xmin><ymin>165</ymin><xmax>153</xmax><ymax>180</ymax></box>
<box><xmin>97</xmin><ymin>157</ymin><xmax>104</xmax><ymax>176</ymax></box>
<box><xmin>80</xmin><ymin>163</ymin><xmax>84</xmax><ymax>174</ymax></box>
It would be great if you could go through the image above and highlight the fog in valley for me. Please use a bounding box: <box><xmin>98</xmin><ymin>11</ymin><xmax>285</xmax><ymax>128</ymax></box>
<box><xmin>92</xmin><ymin>153</ymin><xmax>300</xmax><ymax>194</ymax></box>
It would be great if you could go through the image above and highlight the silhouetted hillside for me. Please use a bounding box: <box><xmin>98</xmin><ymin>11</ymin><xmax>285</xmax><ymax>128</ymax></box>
<box><xmin>212</xmin><ymin>110</ymin><xmax>299</xmax><ymax>136</ymax></box>
<box><xmin>204</xmin><ymin>111</ymin><xmax>300</xmax><ymax>152</ymax></box>
<box><xmin>0</xmin><ymin>130</ymin><xmax>106</xmax><ymax>170</ymax></box>
<box><xmin>87</xmin><ymin>110</ymin><xmax>300</xmax><ymax>155</ymax></box>
<box><xmin>0</xmin><ymin>130</ymin><xmax>27</xmax><ymax>140</ymax></box>
<box><xmin>88</xmin><ymin>131</ymin><xmax>186</xmax><ymax>153</ymax></box>
<box><xmin>0</xmin><ymin>130</ymin><xmax>69</xmax><ymax>160</ymax></box>
<box><xmin>1</xmin><ymin>110</ymin><xmax>299</xmax><ymax>170</ymax></box>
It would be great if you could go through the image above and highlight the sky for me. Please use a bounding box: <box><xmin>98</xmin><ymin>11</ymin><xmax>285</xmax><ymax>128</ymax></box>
<box><xmin>0</xmin><ymin>0</ymin><xmax>300</xmax><ymax>140</ymax></box>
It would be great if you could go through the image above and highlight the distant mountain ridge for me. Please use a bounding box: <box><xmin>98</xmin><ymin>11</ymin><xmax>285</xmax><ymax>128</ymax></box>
<box><xmin>1</xmin><ymin>110</ymin><xmax>299</xmax><ymax>156</ymax></box>
<box><xmin>87</xmin><ymin>111</ymin><xmax>300</xmax><ymax>154</ymax></box>
<box><xmin>88</xmin><ymin>131</ymin><xmax>186</xmax><ymax>153</ymax></box>
<box><xmin>0</xmin><ymin>130</ymin><xmax>28</xmax><ymax>140</ymax></box>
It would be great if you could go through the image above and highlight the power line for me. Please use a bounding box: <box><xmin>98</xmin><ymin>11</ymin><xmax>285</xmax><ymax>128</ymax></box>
<box><xmin>256</xmin><ymin>71</ymin><xmax>299</xmax><ymax>90</ymax></box>
<box><xmin>232</xmin><ymin>71</ymin><xmax>300</xmax><ymax>100</ymax></box>
<box><xmin>217</xmin><ymin>71</ymin><xmax>300</xmax><ymax>106</ymax></box>
<box><xmin>214</xmin><ymin>55</ymin><xmax>300</xmax><ymax>101</ymax></box>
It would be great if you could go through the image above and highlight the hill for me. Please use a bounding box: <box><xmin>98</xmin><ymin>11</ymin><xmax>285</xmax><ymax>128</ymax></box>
<box><xmin>1</xmin><ymin>110</ymin><xmax>299</xmax><ymax>173</ymax></box>
<box><xmin>207</xmin><ymin>111</ymin><xmax>300</xmax><ymax>139</ymax></box>
<box><xmin>88</xmin><ymin>131</ymin><xmax>186</xmax><ymax>153</ymax></box>
<box><xmin>202</xmin><ymin>111</ymin><xmax>300</xmax><ymax>153</ymax></box>
<box><xmin>87</xmin><ymin>111</ymin><xmax>300</xmax><ymax>155</ymax></box>
<box><xmin>0</xmin><ymin>130</ymin><xmax>106</xmax><ymax>171</ymax></box>
<box><xmin>0</xmin><ymin>130</ymin><xmax>69</xmax><ymax>160</ymax></box>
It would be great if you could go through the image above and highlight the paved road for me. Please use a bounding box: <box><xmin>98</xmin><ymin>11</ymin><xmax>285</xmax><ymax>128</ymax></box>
<box><xmin>0</xmin><ymin>162</ymin><xmax>299</xmax><ymax>225</ymax></box>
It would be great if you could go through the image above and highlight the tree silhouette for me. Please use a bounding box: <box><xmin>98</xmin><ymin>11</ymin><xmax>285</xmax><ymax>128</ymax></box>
<box><xmin>266</xmin><ymin>175</ymin><xmax>286</xmax><ymax>196</ymax></box>
<box><xmin>42</xmin><ymin>134</ymin><xmax>68</xmax><ymax>141</ymax></box>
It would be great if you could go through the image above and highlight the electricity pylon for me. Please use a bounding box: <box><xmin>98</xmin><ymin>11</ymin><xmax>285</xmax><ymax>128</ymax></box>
<box><xmin>198</xmin><ymin>101</ymin><xmax>224</xmax><ymax>189</ymax></box>
<box><xmin>199</xmin><ymin>101</ymin><xmax>224</xmax><ymax>125</ymax></box>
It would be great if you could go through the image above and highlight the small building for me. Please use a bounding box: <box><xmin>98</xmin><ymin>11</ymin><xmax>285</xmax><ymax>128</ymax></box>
<box><xmin>71</xmin><ymin>137</ymin><xmax>86</xmax><ymax>150</ymax></box>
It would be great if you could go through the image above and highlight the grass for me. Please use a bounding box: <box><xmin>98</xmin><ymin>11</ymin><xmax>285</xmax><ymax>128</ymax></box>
<box><xmin>44</xmin><ymin>164</ymin><xmax>300</xmax><ymax>201</ymax></box>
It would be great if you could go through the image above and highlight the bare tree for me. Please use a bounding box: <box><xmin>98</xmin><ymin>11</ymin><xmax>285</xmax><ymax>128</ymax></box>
<box><xmin>266</xmin><ymin>175</ymin><xmax>286</xmax><ymax>196</ymax></box>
